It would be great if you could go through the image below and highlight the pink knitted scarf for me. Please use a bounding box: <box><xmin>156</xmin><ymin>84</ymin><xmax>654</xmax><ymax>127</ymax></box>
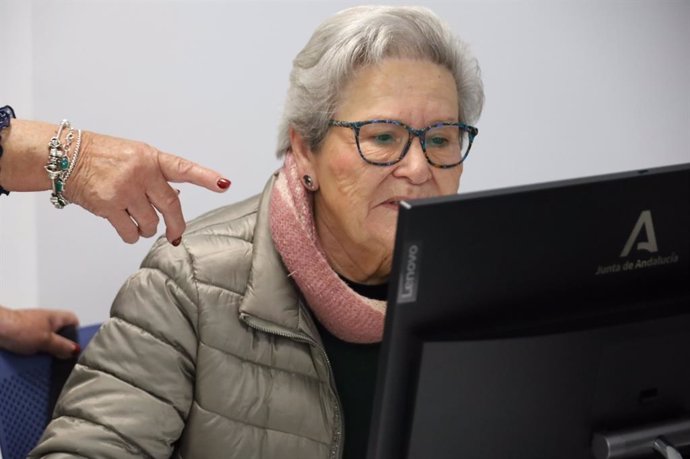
<box><xmin>269</xmin><ymin>153</ymin><xmax>385</xmax><ymax>344</ymax></box>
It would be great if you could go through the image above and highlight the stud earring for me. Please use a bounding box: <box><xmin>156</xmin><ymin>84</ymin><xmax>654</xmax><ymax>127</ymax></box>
<box><xmin>303</xmin><ymin>175</ymin><xmax>316</xmax><ymax>191</ymax></box>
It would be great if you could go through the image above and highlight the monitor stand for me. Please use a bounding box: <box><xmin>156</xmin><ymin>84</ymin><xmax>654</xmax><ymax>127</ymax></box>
<box><xmin>592</xmin><ymin>418</ymin><xmax>690</xmax><ymax>459</ymax></box>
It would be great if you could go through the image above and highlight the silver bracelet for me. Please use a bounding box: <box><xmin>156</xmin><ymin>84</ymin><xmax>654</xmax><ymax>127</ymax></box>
<box><xmin>44</xmin><ymin>120</ymin><xmax>78</xmax><ymax>209</ymax></box>
<box><xmin>63</xmin><ymin>129</ymin><xmax>82</xmax><ymax>183</ymax></box>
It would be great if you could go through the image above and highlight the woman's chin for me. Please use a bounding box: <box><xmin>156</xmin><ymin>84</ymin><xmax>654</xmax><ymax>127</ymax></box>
<box><xmin>363</xmin><ymin>222</ymin><xmax>397</xmax><ymax>257</ymax></box>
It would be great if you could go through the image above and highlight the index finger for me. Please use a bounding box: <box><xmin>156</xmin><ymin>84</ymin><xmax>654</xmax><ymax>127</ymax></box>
<box><xmin>46</xmin><ymin>333</ymin><xmax>80</xmax><ymax>359</ymax></box>
<box><xmin>157</xmin><ymin>151</ymin><xmax>231</xmax><ymax>193</ymax></box>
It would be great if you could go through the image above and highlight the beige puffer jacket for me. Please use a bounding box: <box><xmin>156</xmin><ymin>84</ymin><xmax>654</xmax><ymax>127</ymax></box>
<box><xmin>30</xmin><ymin>174</ymin><xmax>343</xmax><ymax>459</ymax></box>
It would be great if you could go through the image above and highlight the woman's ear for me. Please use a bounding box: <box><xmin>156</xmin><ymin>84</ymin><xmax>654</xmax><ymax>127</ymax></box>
<box><xmin>289</xmin><ymin>127</ymin><xmax>319</xmax><ymax>191</ymax></box>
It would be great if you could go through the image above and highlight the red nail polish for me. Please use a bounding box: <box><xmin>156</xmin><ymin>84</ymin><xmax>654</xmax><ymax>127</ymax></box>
<box><xmin>217</xmin><ymin>178</ymin><xmax>231</xmax><ymax>189</ymax></box>
<box><xmin>72</xmin><ymin>344</ymin><xmax>81</xmax><ymax>357</ymax></box>
<box><xmin>172</xmin><ymin>237</ymin><xmax>182</xmax><ymax>247</ymax></box>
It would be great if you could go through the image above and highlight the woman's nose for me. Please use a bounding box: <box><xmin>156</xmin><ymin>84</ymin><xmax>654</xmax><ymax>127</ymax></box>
<box><xmin>393</xmin><ymin>137</ymin><xmax>432</xmax><ymax>184</ymax></box>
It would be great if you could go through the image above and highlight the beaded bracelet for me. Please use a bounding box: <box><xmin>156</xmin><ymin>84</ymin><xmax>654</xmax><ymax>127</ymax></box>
<box><xmin>45</xmin><ymin>120</ymin><xmax>83</xmax><ymax>209</ymax></box>
<box><xmin>0</xmin><ymin>105</ymin><xmax>17</xmax><ymax>196</ymax></box>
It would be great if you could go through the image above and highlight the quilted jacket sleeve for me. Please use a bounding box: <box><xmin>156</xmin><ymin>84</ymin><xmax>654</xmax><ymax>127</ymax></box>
<box><xmin>30</xmin><ymin>238</ymin><xmax>200</xmax><ymax>458</ymax></box>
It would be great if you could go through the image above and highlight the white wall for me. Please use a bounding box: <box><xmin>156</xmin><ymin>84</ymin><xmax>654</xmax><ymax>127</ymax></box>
<box><xmin>1</xmin><ymin>0</ymin><xmax>688</xmax><ymax>326</ymax></box>
<box><xmin>0</xmin><ymin>0</ymin><xmax>39</xmax><ymax>310</ymax></box>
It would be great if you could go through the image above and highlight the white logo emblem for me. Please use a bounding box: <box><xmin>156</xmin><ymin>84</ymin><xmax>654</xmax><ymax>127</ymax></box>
<box><xmin>620</xmin><ymin>210</ymin><xmax>658</xmax><ymax>257</ymax></box>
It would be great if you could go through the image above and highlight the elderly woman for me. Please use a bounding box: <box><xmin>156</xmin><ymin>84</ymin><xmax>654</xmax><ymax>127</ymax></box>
<box><xmin>31</xmin><ymin>5</ymin><xmax>483</xmax><ymax>459</ymax></box>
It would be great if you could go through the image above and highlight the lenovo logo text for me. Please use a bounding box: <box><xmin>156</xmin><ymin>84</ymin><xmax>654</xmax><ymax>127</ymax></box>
<box><xmin>398</xmin><ymin>243</ymin><xmax>421</xmax><ymax>304</ymax></box>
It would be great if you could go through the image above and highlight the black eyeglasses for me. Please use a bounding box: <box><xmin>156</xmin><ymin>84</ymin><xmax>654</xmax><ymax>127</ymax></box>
<box><xmin>328</xmin><ymin>119</ymin><xmax>479</xmax><ymax>168</ymax></box>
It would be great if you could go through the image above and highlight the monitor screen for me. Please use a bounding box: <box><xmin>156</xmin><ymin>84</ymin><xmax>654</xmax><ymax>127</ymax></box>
<box><xmin>367</xmin><ymin>163</ymin><xmax>690</xmax><ymax>459</ymax></box>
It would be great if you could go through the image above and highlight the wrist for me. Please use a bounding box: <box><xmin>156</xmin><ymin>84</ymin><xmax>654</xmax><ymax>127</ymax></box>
<box><xmin>61</xmin><ymin>130</ymin><xmax>92</xmax><ymax>204</ymax></box>
<box><xmin>45</xmin><ymin>120</ymin><xmax>84</xmax><ymax>208</ymax></box>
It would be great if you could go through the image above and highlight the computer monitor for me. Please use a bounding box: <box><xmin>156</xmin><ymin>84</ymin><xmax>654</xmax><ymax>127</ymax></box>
<box><xmin>367</xmin><ymin>163</ymin><xmax>690</xmax><ymax>459</ymax></box>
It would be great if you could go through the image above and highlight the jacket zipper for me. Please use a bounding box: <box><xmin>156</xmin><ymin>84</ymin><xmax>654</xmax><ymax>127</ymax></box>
<box><xmin>239</xmin><ymin>313</ymin><xmax>345</xmax><ymax>459</ymax></box>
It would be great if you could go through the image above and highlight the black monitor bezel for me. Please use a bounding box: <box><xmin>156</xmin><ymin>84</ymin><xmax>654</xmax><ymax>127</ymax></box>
<box><xmin>367</xmin><ymin>163</ymin><xmax>690</xmax><ymax>459</ymax></box>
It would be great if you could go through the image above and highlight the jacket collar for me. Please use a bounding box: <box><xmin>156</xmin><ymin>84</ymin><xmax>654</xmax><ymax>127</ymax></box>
<box><xmin>238</xmin><ymin>172</ymin><xmax>320</xmax><ymax>342</ymax></box>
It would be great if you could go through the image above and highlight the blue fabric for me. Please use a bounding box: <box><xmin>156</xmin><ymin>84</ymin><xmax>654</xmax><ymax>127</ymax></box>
<box><xmin>0</xmin><ymin>105</ymin><xmax>16</xmax><ymax>196</ymax></box>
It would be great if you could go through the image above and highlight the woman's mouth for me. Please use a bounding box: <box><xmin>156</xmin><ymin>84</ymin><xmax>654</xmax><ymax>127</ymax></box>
<box><xmin>380</xmin><ymin>197</ymin><xmax>413</xmax><ymax>210</ymax></box>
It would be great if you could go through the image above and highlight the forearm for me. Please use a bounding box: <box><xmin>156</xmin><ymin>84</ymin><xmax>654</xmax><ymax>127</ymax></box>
<box><xmin>0</xmin><ymin>119</ymin><xmax>55</xmax><ymax>192</ymax></box>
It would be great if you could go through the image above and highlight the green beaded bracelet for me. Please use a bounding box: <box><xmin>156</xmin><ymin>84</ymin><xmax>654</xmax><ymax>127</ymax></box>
<box><xmin>45</xmin><ymin>120</ymin><xmax>74</xmax><ymax>209</ymax></box>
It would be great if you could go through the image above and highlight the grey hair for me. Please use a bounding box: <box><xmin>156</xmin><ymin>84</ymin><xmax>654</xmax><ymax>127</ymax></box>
<box><xmin>276</xmin><ymin>5</ymin><xmax>485</xmax><ymax>157</ymax></box>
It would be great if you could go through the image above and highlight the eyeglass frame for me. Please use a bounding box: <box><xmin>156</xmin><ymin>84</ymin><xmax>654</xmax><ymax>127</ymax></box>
<box><xmin>328</xmin><ymin>119</ymin><xmax>479</xmax><ymax>168</ymax></box>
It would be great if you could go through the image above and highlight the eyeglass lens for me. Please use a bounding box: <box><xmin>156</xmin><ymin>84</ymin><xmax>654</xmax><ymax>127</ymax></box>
<box><xmin>357</xmin><ymin>122</ymin><xmax>467</xmax><ymax>166</ymax></box>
